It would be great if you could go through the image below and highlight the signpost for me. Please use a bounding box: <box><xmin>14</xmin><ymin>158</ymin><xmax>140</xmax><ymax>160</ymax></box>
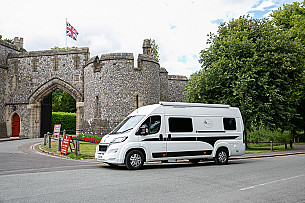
<box><xmin>60</xmin><ymin>134</ymin><xmax>74</xmax><ymax>155</ymax></box>
<box><xmin>53</xmin><ymin>124</ymin><xmax>61</xmax><ymax>136</ymax></box>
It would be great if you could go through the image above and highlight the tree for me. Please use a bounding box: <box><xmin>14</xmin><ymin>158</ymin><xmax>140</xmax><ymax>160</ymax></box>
<box><xmin>271</xmin><ymin>1</ymin><xmax>305</xmax><ymax>46</ymax></box>
<box><xmin>0</xmin><ymin>35</ymin><xmax>14</xmax><ymax>44</ymax></box>
<box><xmin>52</xmin><ymin>89</ymin><xmax>76</xmax><ymax>113</ymax></box>
<box><xmin>186</xmin><ymin>15</ymin><xmax>305</xmax><ymax>131</ymax></box>
<box><xmin>271</xmin><ymin>1</ymin><xmax>305</xmax><ymax>133</ymax></box>
<box><xmin>149</xmin><ymin>39</ymin><xmax>160</xmax><ymax>62</ymax></box>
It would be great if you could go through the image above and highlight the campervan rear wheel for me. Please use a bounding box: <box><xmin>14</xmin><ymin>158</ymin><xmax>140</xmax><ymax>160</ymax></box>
<box><xmin>125</xmin><ymin>150</ymin><xmax>144</xmax><ymax>170</ymax></box>
<box><xmin>215</xmin><ymin>148</ymin><xmax>229</xmax><ymax>165</ymax></box>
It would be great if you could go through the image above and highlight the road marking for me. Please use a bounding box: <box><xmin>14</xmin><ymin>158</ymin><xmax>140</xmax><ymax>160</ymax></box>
<box><xmin>0</xmin><ymin>164</ymin><xmax>100</xmax><ymax>175</ymax></box>
<box><xmin>239</xmin><ymin>175</ymin><xmax>305</xmax><ymax>191</ymax></box>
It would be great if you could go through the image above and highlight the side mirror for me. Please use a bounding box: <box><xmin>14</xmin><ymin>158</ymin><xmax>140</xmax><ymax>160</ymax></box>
<box><xmin>138</xmin><ymin>126</ymin><xmax>149</xmax><ymax>135</ymax></box>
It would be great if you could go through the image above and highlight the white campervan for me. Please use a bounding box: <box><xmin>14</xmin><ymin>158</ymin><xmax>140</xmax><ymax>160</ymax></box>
<box><xmin>95</xmin><ymin>102</ymin><xmax>245</xmax><ymax>169</ymax></box>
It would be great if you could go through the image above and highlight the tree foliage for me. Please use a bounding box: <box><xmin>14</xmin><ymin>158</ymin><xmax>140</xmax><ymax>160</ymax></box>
<box><xmin>271</xmin><ymin>1</ymin><xmax>305</xmax><ymax>46</ymax></box>
<box><xmin>149</xmin><ymin>39</ymin><xmax>160</xmax><ymax>62</ymax></box>
<box><xmin>0</xmin><ymin>34</ymin><xmax>14</xmax><ymax>44</ymax></box>
<box><xmin>186</xmin><ymin>15</ymin><xmax>305</xmax><ymax>131</ymax></box>
<box><xmin>52</xmin><ymin>89</ymin><xmax>76</xmax><ymax>113</ymax></box>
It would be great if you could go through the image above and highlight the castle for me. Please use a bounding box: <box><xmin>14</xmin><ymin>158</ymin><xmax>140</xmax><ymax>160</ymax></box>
<box><xmin>0</xmin><ymin>38</ymin><xmax>188</xmax><ymax>138</ymax></box>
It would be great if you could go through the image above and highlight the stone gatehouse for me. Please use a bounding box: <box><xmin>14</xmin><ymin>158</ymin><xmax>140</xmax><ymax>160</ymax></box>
<box><xmin>0</xmin><ymin>37</ymin><xmax>188</xmax><ymax>138</ymax></box>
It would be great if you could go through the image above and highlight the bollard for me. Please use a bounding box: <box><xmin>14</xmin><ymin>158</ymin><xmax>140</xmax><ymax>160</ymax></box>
<box><xmin>74</xmin><ymin>140</ymin><xmax>79</xmax><ymax>156</ymax></box>
<box><xmin>48</xmin><ymin>132</ymin><xmax>51</xmax><ymax>148</ymax></box>
<box><xmin>290</xmin><ymin>139</ymin><xmax>293</xmax><ymax>149</ymax></box>
<box><xmin>58</xmin><ymin>137</ymin><xmax>61</xmax><ymax>152</ymax></box>
<box><xmin>44</xmin><ymin>134</ymin><xmax>47</xmax><ymax>146</ymax></box>
<box><xmin>270</xmin><ymin>141</ymin><xmax>273</xmax><ymax>151</ymax></box>
<box><xmin>284</xmin><ymin>140</ymin><xmax>287</xmax><ymax>150</ymax></box>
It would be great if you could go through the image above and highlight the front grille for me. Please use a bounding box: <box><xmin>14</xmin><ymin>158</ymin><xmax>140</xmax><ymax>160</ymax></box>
<box><xmin>99</xmin><ymin>145</ymin><xmax>108</xmax><ymax>152</ymax></box>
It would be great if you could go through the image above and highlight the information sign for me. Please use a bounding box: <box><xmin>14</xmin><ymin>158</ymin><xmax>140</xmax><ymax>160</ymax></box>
<box><xmin>60</xmin><ymin>134</ymin><xmax>73</xmax><ymax>155</ymax></box>
<box><xmin>53</xmin><ymin>124</ymin><xmax>61</xmax><ymax>136</ymax></box>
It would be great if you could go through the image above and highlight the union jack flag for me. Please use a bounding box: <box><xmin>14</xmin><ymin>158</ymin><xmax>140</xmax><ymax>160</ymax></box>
<box><xmin>66</xmin><ymin>21</ymin><xmax>79</xmax><ymax>41</ymax></box>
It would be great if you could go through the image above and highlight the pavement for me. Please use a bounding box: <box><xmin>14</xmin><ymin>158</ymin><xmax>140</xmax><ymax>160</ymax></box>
<box><xmin>1</xmin><ymin>136</ymin><xmax>305</xmax><ymax>161</ymax></box>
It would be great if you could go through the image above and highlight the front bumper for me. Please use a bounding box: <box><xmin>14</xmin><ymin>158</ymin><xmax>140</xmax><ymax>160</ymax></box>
<box><xmin>95</xmin><ymin>144</ymin><xmax>124</xmax><ymax>164</ymax></box>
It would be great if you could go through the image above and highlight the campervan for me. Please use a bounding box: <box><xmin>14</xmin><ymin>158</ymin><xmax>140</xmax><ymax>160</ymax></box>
<box><xmin>95</xmin><ymin>102</ymin><xmax>245</xmax><ymax>169</ymax></box>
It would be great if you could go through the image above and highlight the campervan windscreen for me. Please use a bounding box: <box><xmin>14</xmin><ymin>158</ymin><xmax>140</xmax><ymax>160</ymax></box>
<box><xmin>110</xmin><ymin>115</ymin><xmax>145</xmax><ymax>134</ymax></box>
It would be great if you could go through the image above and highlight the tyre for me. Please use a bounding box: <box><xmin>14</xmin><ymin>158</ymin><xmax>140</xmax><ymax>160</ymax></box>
<box><xmin>125</xmin><ymin>150</ymin><xmax>144</xmax><ymax>170</ymax></box>
<box><xmin>189</xmin><ymin>159</ymin><xmax>200</xmax><ymax>165</ymax></box>
<box><xmin>214</xmin><ymin>148</ymin><xmax>229</xmax><ymax>165</ymax></box>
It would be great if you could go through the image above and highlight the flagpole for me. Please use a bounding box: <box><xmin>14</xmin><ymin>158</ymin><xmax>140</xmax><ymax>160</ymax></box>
<box><xmin>65</xmin><ymin>18</ymin><xmax>67</xmax><ymax>48</ymax></box>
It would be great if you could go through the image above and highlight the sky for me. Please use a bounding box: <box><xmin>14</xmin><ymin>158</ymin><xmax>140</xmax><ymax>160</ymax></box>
<box><xmin>0</xmin><ymin>0</ymin><xmax>302</xmax><ymax>77</ymax></box>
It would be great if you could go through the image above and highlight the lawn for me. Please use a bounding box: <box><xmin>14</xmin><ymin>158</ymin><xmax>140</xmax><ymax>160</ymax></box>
<box><xmin>41</xmin><ymin>141</ymin><xmax>97</xmax><ymax>159</ymax></box>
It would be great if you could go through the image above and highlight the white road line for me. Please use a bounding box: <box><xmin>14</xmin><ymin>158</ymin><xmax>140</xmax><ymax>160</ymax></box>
<box><xmin>0</xmin><ymin>164</ymin><xmax>100</xmax><ymax>175</ymax></box>
<box><xmin>239</xmin><ymin>175</ymin><xmax>305</xmax><ymax>191</ymax></box>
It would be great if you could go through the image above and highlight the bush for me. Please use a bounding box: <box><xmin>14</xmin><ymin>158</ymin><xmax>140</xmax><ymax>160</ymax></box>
<box><xmin>52</xmin><ymin>112</ymin><xmax>76</xmax><ymax>134</ymax></box>
<box><xmin>246</xmin><ymin>125</ymin><xmax>291</xmax><ymax>143</ymax></box>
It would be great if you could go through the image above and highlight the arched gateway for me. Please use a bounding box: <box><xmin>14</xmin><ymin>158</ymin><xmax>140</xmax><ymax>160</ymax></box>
<box><xmin>28</xmin><ymin>78</ymin><xmax>84</xmax><ymax>137</ymax></box>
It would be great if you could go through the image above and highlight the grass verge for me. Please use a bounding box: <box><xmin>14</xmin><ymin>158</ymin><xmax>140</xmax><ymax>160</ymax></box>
<box><xmin>41</xmin><ymin>141</ymin><xmax>97</xmax><ymax>159</ymax></box>
<box><xmin>245</xmin><ymin>142</ymin><xmax>297</xmax><ymax>154</ymax></box>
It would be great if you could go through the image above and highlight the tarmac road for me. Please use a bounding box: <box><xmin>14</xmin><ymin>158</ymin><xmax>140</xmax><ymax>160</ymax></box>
<box><xmin>0</xmin><ymin>139</ymin><xmax>305</xmax><ymax>202</ymax></box>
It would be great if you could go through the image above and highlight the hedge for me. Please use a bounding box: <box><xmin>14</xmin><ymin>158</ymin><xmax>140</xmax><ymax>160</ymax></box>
<box><xmin>52</xmin><ymin>112</ymin><xmax>76</xmax><ymax>134</ymax></box>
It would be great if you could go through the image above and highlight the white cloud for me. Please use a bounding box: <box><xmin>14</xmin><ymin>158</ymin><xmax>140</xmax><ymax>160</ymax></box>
<box><xmin>0</xmin><ymin>0</ymin><xmax>298</xmax><ymax>77</ymax></box>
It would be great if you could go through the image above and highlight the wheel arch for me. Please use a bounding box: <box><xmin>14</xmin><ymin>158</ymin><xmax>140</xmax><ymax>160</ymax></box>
<box><xmin>213</xmin><ymin>143</ymin><xmax>230</xmax><ymax>157</ymax></box>
<box><xmin>124</xmin><ymin>147</ymin><xmax>147</xmax><ymax>163</ymax></box>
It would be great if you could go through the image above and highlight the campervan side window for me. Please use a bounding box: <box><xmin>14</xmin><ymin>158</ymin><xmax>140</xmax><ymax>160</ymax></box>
<box><xmin>136</xmin><ymin>116</ymin><xmax>161</xmax><ymax>135</ymax></box>
<box><xmin>223</xmin><ymin>118</ymin><xmax>236</xmax><ymax>130</ymax></box>
<box><xmin>169</xmin><ymin>117</ymin><xmax>193</xmax><ymax>132</ymax></box>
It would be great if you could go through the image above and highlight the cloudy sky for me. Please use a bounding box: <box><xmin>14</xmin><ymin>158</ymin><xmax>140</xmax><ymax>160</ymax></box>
<box><xmin>0</xmin><ymin>0</ymin><xmax>301</xmax><ymax>77</ymax></box>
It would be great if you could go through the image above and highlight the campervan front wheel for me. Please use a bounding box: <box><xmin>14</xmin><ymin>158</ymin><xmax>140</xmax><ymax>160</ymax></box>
<box><xmin>125</xmin><ymin>150</ymin><xmax>144</xmax><ymax>170</ymax></box>
<box><xmin>215</xmin><ymin>148</ymin><xmax>229</xmax><ymax>165</ymax></box>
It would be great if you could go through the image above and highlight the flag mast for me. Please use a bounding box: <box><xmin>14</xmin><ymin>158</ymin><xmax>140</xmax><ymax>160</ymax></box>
<box><xmin>65</xmin><ymin>18</ymin><xmax>68</xmax><ymax>48</ymax></box>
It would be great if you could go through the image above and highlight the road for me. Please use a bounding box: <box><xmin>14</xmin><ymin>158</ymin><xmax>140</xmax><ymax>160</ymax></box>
<box><xmin>0</xmin><ymin>139</ymin><xmax>305</xmax><ymax>202</ymax></box>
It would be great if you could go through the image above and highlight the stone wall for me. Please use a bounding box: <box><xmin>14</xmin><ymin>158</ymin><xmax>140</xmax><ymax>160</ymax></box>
<box><xmin>83</xmin><ymin>53</ymin><xmax>161</xmax><ymax>136</ymax></box>
<box><xmin>168</xmin><ymin>75</ymin><xmax>188</xmax><ymax>102</ymax></box>
<box><xmin>0</xmin><ymin>38</ymin><xmax>25</xmax><ymax>138</ymax></box>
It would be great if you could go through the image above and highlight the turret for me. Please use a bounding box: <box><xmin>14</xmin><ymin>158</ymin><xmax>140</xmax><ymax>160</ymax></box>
<box><xmin>142</xmin><ymin>39</ymin><xmax>151</xmax><ymax>56</ymax></box>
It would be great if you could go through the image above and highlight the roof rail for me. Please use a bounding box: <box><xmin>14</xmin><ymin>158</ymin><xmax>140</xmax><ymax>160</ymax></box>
<box><xmin>159</xmin><ymin>102</ymin><xmax>230</xmax><ymax>108</ymax></box>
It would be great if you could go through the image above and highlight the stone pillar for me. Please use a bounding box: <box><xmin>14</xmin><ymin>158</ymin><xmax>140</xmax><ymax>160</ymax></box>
<box><xmin>28</xmin><ymin>103</ymin><xmax>41</xmax><ymax>138</ymax></box>
<box><xmin>76</xmin><ymin>102</ymin><xmax>84</xmax><ymax>136</ymax></box>
<box><xmin>142</xmin><ymin>39</ymin><xmax>151</xmax><ymax>56</ymax></box>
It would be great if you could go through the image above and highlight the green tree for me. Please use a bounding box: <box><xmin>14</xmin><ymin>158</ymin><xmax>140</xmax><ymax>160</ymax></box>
<box><xmin>149</xmin><ymin>39</ymin><xmax>160</xmax><ymax>62</ymax></box>
<box><xmin>271</xmin><ymin>1</ymin><xmax>305</xmax><ymax>134</ymax></box>
<box><xmin>0</xmin><ymin>35</ymin><xmax>14</xmax><ymax>44</ymax></box>
<box><xmin>271</xmin><ymin>1</ymin><xmax>305</xmax><ymax>46</ymax></box>
<box><xmin>52</xmin><ymin>89</ymin><xmax>76</xmax><ymax>113</ymax></box>
<box><xmin>186</xmin><ymin>16</ymin><xmax>305</xmax><ymax>131</ymax></box>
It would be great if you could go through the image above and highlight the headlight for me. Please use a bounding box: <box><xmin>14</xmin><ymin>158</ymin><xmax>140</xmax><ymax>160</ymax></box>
<box><xmin>110</xmin><ymin>136</ymin><xmax>128</xmax><ymax>145</ymax></box>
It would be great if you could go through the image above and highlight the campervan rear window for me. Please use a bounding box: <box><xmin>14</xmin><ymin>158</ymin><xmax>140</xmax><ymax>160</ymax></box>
<box><xmin>169</xmin><ymin>117</ymin><xmax>193</xmax><ymax>132</ymax></box>
<box><xmin>223</xmin><ymin>118</ymin><xmax>236</xmax><ymax>130</ymax></box>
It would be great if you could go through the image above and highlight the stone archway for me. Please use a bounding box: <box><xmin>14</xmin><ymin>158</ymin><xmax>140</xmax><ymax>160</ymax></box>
<box><xmin>28</xmin><ymin>78</ymin><xmax>84</xmax><ymax>138</ymax></box>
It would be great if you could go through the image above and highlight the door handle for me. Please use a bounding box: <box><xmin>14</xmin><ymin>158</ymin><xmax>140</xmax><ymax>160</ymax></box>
<box><xmin>159</xmin><ymin>134</ymin><xmax>163</xmax><ymax>141</ymax></box>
